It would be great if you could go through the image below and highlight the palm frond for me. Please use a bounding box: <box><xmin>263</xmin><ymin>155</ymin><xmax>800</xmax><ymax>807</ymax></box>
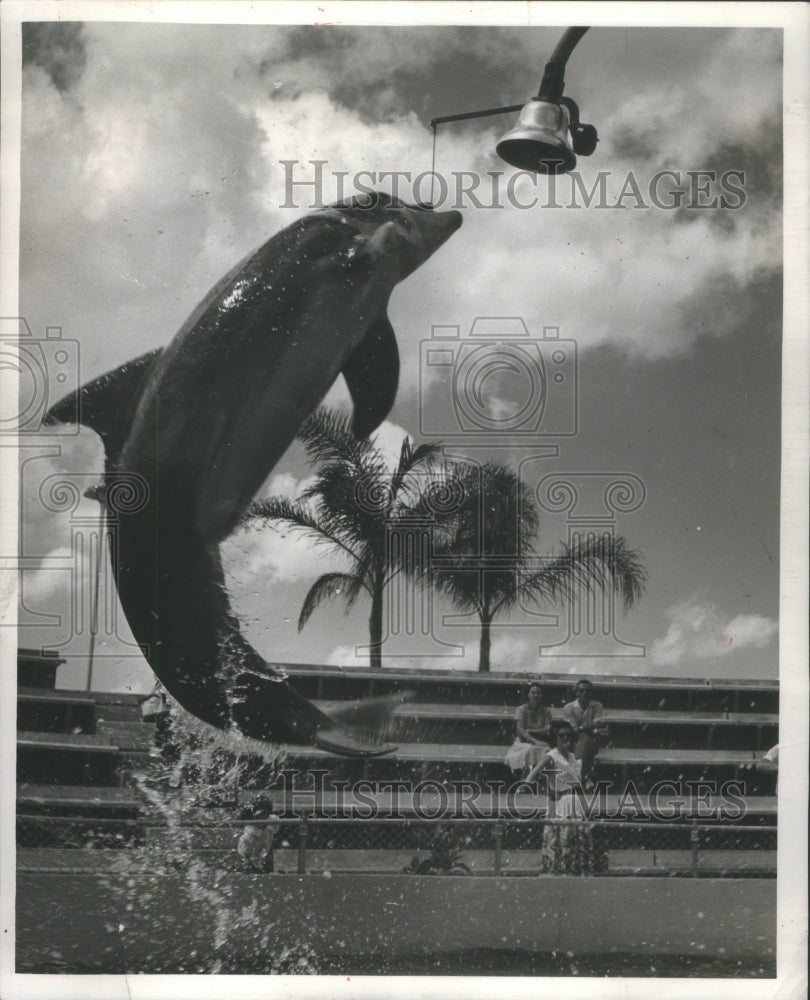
<box><xmin>298</xmin><ymin>572</ymin><xmax>367</xmax><ymax>630</ymax></box>
<box><xmin>429</xmin><ymin>565</ymin><xmax>487</xmax><ymax>617</ymax></box>
<box><xmin>389</xmin><ymin>439</ymin><xmax>442</xmax><ymax>502</ymax></box>
<box><xmin>520</xmin><ymin>535</ymin><xmax>647</xmax><ymax>611</ymax></box>
<box><xmin>409</xmin><ymin>442</ymin><xmax>442</xmax><ymax>467</ymax></box>
<box><xmin>298</xmin><ymin>407</ymin><xmax>371</xmax><ymax>467</ymax></box>
<box><xmin>302</xmin><ymin>464</ymin><xmax>390</xmax><ymax>555</ymax></box>
<box><xmin>246</xmin><ymin>495</ymin><xmax>326</xmax><ymax>536</ymax></box>
<box><xmin>245</xmin><ymin>494</ymin><xmax>373</xmax><ymax>579</ymax></box>
<box><xmin>569</xmin><ymin>535</ymin><xmax>647</xmax><ymax>609</ymax></box>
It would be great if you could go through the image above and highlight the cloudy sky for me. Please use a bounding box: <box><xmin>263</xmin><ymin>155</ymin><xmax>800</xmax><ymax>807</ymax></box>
<box><xmin>12</xmin><ymin>12</ymin><xmax>788</xmax><ymax>692</ymax></box>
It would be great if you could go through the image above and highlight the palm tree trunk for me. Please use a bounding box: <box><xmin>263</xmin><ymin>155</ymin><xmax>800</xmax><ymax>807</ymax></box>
<box><xmin>478</xmin><ymin>612</ymin><xmax>493</xmax><ymax>672</ymax></box>
<box><xmin>368</xmin><ymin>583</ymin><xmax>384</xmax><ymax>669</ymax></box>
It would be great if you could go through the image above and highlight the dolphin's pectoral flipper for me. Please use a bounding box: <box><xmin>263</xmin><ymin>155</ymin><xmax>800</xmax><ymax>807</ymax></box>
<box><xmin>342</xmin><ymin>314</ymin><xmax>400</xmax><ymax>439</ymax></box>
<box><xmin>44</xmin><ymin>349</ymin><xmax>163</xmax><ymax>465</ymax></box>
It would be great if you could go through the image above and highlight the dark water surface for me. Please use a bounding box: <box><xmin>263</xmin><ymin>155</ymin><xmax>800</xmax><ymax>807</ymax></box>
<box><xmin>21</xmin><ymin>950</ymin><xmax>776</xmax><ymax>978</ymax></box>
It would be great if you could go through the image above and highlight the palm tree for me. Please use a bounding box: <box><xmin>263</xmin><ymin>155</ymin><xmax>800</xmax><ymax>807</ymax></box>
<box><xmin>244</xmin><ymin>407</ymin><xmax>450</xmax><ymax>669</ymax></box>
<box><xmin>424</xmin><ymin>462</ymin><xmax>647</xmax><ymax>672</ymax></box>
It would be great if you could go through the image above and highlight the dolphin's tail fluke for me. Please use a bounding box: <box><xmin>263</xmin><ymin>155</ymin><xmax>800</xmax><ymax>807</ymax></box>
<box><xmin>318</xmin><ymin>691</ymin><xmax>413</xmax><ymax>742</ymax></box>
<box><xmin>43</xmin><ymin>350</ymin><xmax>398</xmax><ymax>759</ymax></box>
<box><xmin>231</xmin><ymin>672</ymin><xmax>398</xmax><ymax>757</ymax></box>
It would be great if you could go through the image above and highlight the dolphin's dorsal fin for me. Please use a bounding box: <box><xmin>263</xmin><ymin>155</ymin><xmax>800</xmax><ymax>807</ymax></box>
<box><xmin>44</xmin><ymin>349</ymin><xmax>163</xmax><ymax>467</ymax></box>
<box><xmin>342</xmin><ymin>314</ymin><xmax>400</xmax><ymax>439</ymax></box>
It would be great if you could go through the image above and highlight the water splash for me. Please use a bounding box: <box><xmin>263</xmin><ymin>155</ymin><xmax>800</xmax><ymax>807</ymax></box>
<box><xmin>105</xmin><ymin>693</ymin><xmax>320</xmax><ymax>973</ymax></box>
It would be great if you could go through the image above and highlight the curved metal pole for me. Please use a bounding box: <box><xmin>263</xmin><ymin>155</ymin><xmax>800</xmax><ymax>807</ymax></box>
<box><xmin>83</xmin><ymin>483</ymin><xmax>106</xmax><ymax>693</ymax></box>
<box><xmin>549</xmin><ymin>25</ymin><xmax>590</xmax><ymax>65</ymax></box>
<box><xmin>86</xmin><ymin>499</ymin><xmax>104</xmax><ymax>691</ymax></box>
<box><xmin>536</xmin><ymin>26</ymin><xmax>590</xmax><ymax>102</ymax></box>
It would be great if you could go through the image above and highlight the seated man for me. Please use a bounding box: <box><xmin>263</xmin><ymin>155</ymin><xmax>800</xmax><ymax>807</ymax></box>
<box><xmin>560</xmin><ymin>679</ymin><xmax>608</xmax><ymax>787</ymax></box>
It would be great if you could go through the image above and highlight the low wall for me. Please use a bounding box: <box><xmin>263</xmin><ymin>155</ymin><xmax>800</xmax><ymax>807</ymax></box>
<box><xmin>16</xmin><ymin>873</ymin><xmax>775</xmax><ymax>973</ymax></box>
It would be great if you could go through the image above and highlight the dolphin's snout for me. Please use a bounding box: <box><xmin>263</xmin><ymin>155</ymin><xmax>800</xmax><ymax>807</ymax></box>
<box><xmin>414</xmin><ymin>206</ymin><xmax>462</xmax><ymax>253</ymax></box>
<box><xmin>444</xmin><ymin>208</ymin><xmax>463</xmax><ymax>232</ymax></box>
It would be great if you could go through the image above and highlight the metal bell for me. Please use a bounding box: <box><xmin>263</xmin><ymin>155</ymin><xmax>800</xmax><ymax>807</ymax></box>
<box><xmin>496</xmin><ymin>99</ymin><xmax>576</xmax><ymax>174</ymax></box>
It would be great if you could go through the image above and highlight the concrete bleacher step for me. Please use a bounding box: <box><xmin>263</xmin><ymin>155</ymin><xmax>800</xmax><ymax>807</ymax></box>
<box><xmin>15</xmin><ymin>685</ymin><xmax>775</xmax><ymax>796</ymax></box>
<box><xmin>17</xmin><ymin>783</ymin><xmax>143</xmax><ymax>812</ymax></box>
<box><xmin>315</xmin><ymin>699</ymin><xmax>778</xmax><ymax>751</ymax></box>
<box><xmin>282</xmin><ymin>740</ymin><xmax>761</xmax><ymax>768</ymax></box>
<box><xmin>16</xmin><ymin>687</ymin><xmax>97</xmax><ymax>734</ymax></box>
<box><xmin>16</xmin><ymin>730</ymin><xmax>123</xmax><ymax>786</ymax></box>
<box><xmin>94</xmin><ymin>703</ymin><xmax>144</xmax><ymax>723</ymax></box>
<box><xmin>17</xmin><ymin>731</ymin><xmax>118</xmax><ymax>753</ymax></box>
<box><xmin>273</xmin><ymin>741</ymin><xmax>768</xmax><ymax>794</ymax></box>
<box><xmin>17</xmin><ymin>649</ymin><xmax>64</xmax><ymax>689</ymax></box>
<box><xmin>17</xmin><ymin>687</ymin><xmax>94</xmax><ymax>705</ymax></box>
<box><xmin>96</xmin><ymin>720</ymin><xmax>156</xmax><ymax>752</ymax></box>
<box><xmin>286</xmin><ymin>665</ymin><xmax>779</xmax><ymax>713</ymax></box>
<box><xmin>340</xmin><ymin>702</ymin><xmax>779</xmax><ymax>726</ymax></box>
<box><xmin>598</xmin><ymin>747</ymin><xmax>759</xmax><ymax>766</ymax></box>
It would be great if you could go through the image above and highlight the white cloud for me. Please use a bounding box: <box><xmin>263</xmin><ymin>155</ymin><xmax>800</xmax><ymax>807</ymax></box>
<box><xmin>18</xmin><ymin>546</ymin><xmax>76</xmax><ymax>628</ymax></box>
<box><xmin>21</xmin><ymin>25</ymin><xmax>781</xmax><ymax>402</ymax></box>
<box><xmin>325</xmin><ymin>630</ymin><xmax>536</xmax><ymax>673</ymax></box>
<box><xmin>651</xmin><ymin>595</ymin><xmax>778</xmax><ymax>667</ymax></box>
<box><xmin>326</xmin><ymin>644</ymin><xmax>371</xmax><ymax>668</ymax></box>
<box><xmin>264</xmin><ymin>471</ymin><xmax>315</xmax><ymax>499</ymax></box>
<box><xmin>222</xmin><ymin>522</ymin><xmax>351</xmax><ymax>590</ymax></box>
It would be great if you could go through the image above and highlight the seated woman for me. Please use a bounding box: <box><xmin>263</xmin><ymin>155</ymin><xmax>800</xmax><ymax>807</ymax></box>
<box><xmin>528</xmin><ymin>720</ymin><xmax>603</xmax><ymax>875</ymax></box>
<box><xmin>504</xmin><ymin>683</ymin><xmax>552</xmax><ymax>779</ymax></box>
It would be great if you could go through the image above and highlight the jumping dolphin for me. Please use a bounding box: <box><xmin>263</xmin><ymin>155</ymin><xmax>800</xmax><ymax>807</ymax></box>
<box><xmin>45</xmin><ymin>193</ymin><xmax>462</xmax><ymax>755</ymax></box>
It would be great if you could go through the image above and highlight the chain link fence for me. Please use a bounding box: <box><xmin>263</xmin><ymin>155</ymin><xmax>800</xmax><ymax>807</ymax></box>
<box><xmin>17</xmin><ymin>812</ymin><xmax>776</xmax><ymax>878</ymax></box>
